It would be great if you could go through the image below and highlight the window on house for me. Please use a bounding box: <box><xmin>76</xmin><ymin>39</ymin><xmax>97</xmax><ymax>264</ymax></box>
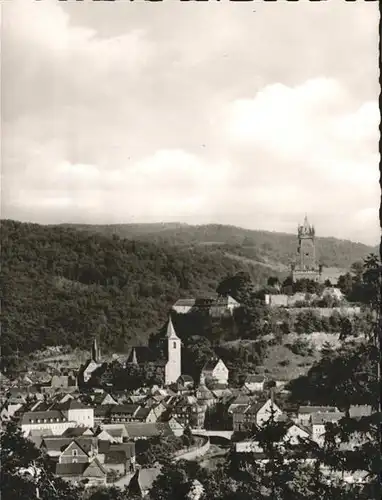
<box><xmin>72</xmin><ymin>458</ymin><xmax>78</xmax><ymax>463</ymax></box>
<box><xmin>173</xmin><ymin>342</ymin><xmax>176</xmax><ymax>348</ymax></box>
<box><xmin>72</xmin><ymin>449</ymin><xmax>78</xmax><ymax>457</ymax></box>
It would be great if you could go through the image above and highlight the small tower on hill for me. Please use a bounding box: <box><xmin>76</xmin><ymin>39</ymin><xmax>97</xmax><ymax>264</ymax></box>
<box><xmin>291</xmin><ymin>214</ymin><xmax>321</xmax><ymax>282</ymax></box>
<box><xmin>164</xmin><ymin>317</ymin><xmax>181</xmax><ymax>386</ymax></box>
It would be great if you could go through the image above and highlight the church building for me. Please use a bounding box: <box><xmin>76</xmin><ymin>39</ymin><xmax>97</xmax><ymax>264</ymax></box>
<box><xmin>164</xmin><ymin>317</ymin><xmax>182</xmax><ymax>385</ymax></box>
<box><xmin>81</xmin><ymin>338</ymin><xmax>104</xmax><ymax>383</ymax></box>
<box><xmin>291</xmin><ymin>215</ymin><xmax>322</xmax><ymax>282</ymax></box>
<box><xmin>125</xmin><ymin>317</ymin><xmax>182</xmax><ymax>387</ymax></box>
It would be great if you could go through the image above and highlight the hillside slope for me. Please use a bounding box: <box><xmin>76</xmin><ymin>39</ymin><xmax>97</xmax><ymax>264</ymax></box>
<box><xmin>1</xmin><ymin>220</ymin><xmax>277</xmax><ymax>367</ymax></box>
<box><xmin>60</xmin><ymin>222</ymin><xmax>376</xmax><ymax>270</ymax></box>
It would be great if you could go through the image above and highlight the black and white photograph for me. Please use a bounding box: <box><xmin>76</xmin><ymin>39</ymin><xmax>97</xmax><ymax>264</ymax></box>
<box><xmin>1</xmin><ymin>0</ymin><xmax>380</xmax><ymax>499</ymax></box>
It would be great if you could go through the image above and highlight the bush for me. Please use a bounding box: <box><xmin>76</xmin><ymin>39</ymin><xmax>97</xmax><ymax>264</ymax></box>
<box><xmin>279</xmin><ymin>359</ymin><xmax>290</xmax><ymax>366</ymax></box>
<box><xmin>287</xmin><ymin>339</ymin><xmax>311</xmax><ymax>356</ymax></box>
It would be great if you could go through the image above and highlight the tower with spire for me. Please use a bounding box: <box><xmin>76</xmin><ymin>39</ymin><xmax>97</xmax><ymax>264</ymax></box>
<box><xmin>164</xmin><ymin>316</ymin><xmax>182</xmax><ymax>385</ymax></box>
<box><xmin>291</xmin><ymin>214</ymin><xmax>321</xmax><ymax>282</ymax></box>
<box><xmin>91</xmin><ymin>337</ymin><xmax>101</xmax><ymax>364</ymax></box>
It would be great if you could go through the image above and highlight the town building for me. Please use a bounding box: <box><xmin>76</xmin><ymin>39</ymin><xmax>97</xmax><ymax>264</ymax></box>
<box><xmin>296</xmin><ymin>405</ymin><xmax>339</xmax><ymax>425</ymax></box>
<box><xmin>243</xmin><ymin>374</ymin><xmax>266</xmax><ymax>393</ymax></box>
<box><xmin>311</xmin><ymin>412</ymin><xmax>345</xmax><ymax>444</ymax></box>
<box><xmin>125</xmin><ymin>317</ymin><xmax>182</xmax><ymax>386</ymax></box>
<box><xmin>232</xmin><ymin>398</ymin><xmax>283</xmax><ymax>432</ymax></box>
<box><xmin>21</xmin><ymin>410</ymin><xmax>73</xmax><ymax>436</ymax></box>
<box><xmin>201</xmin><ymin>358</ymin><xmax>229</xmax><ymax>386</ymax></box>
<box><xmin>209</xmin><ymin>295</ymin><xmax>241</xmax><ymax>318</ymax></box>
<box><xmin>81</xmin><ymin>338</ymin><xmax>104</xmax><ymax>384</ymax></box>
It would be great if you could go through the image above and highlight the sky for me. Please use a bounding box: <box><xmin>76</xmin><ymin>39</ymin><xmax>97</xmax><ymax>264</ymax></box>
<box><xmin>2</xmin><ymin>0</ymin><xmax>380</xmax><ymax>244</ymax></box>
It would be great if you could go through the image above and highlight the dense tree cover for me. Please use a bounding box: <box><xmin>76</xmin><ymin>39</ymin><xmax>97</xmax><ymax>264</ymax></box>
<box><xmin>135</xmin><ymin>435</ymin><xmax>187</xmax><ymax>467</ymax></box>
<box><xmin>337</xmin><ymin>253</ymin><xmax>380</xmax><ymax>307</ymax></box>
<box><xmin>0</xmin><ymin>421</ymin><xmax>83</xmax><ymax>500</ymax></box>
<box><xmin>146</xmin><ymin>254</ymin><xmax>380</xmax><ymax>499</ymax></box>
<box><xmin>2</xmin><ymin>220</ymin><xmax>275</xmax><ymax>373</ymax></box>
<box><xmin>62</xmin><ymin>222</ymin><xmax>377</xmax><ymax>270</ymax></box>
<box><xmin>287</xmin><ymin>340</ymin><xmax>378</xmax><ymax>410</ymax></box>
<box><xmin>288</xmin><ymin>253</ymin><xmax>380</xmax><ymax>411</ymax></box>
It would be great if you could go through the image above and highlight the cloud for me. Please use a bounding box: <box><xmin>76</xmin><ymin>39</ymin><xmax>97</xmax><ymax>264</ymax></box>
<box><xmin>1</xmin><ymin>0</ymin><xmax>380</xmax><ymax>244</ymax></box>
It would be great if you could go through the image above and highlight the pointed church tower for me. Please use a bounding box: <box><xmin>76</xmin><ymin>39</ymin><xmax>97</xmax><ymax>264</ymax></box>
<box><xmin>131</xmin><ymin>348</ymin><xmax>138</xmax><ymax>365</ymax></box>
<box><xmin>164</xmin><ymin>317</ymin><xmax>181</xmax><ymax>385</ymax></box>
<box><xmin>91</xmin><ymin>337</ymin><xmax>100</xmax><ymax>363</ymax></box>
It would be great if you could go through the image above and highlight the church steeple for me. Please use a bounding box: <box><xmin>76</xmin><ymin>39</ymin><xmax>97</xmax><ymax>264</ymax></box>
<box><xmin>131</xmin><ymin>348</ymin><xmax>138</xmax><ymax>365</ymax></box>
<box><xmin>164</xmin><ymin>316</ymin><xmax>181</xmax><ymax>385</ymax></box>
<box><xmin>91</xmin><ymin>337</ymin><xmax>100</xmax><ymax>363</ymax></box>
<box><xmin>166</xmin><ymin>316</ymin><xmax>179</xmax><ymax>339</ymax></box>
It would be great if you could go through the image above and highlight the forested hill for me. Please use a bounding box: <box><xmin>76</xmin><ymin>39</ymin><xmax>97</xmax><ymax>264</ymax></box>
<box><xmin>1</xmin><ymin>220</ymin><xmax>276</xmax><ymax>367</ymax></box>
<box><xmin>61</xmin><ymin>222</ymin><xmax>377</xmax><ymax>270</ymax></box>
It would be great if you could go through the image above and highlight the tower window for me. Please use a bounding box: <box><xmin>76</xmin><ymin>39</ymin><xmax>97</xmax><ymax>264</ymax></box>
<box><xmin>173</xmin><ymin>341</ymin><xmax>177</xmax><ymax>348</ymax></box>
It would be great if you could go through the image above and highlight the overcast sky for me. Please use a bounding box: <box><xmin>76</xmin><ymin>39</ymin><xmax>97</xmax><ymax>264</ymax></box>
<box><xmin>2</xmin><ymin>0</ymin><xmax>380</xmax><ymax>244</ymax></box>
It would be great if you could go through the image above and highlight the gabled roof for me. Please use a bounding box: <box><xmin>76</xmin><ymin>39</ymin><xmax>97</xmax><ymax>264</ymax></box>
<box><xmin>202</xmin><ymin>358</ymin><xmax>226</xmax><ymax>373</ymax></box>
<box><xmin>56</xmin><ymin>459</ymin><xmax>106</xmax><ymax>478</ymax></box>
<box><xmin>105</xmin><ymin>450</ymin><xmax>128</xmax><ymax>464</ymax></box>
<box><xmin>232</xmin><ymin>404</ymin><xmax>249</xmax><ymax>415</ymax></box>
<box><xmin>349</xmin><ymin>405</ymin><xmax>373</xmax><ymax>418</ymax></box>
<box><xmin>212</xmin><ymin>295</ymin><xmax>240</xmax><ymax>307</ymax></box>
<box><xmin>42</xmin><ymin>436</ymin><xmax>96</xmax><ymax>454</ymax></box>
<box><xmin>298</xmin><ymin>405</ymin><xmax>338</xmax><ymax>415</ymax></box>
<box><xmin>21</xmin><ymin>410</ymin><xmax>66</xmax><ymax>425</ymax></box>
<box><xmin>110</xmin><ymin>404</ymin><xmax>141</xmax><ymax>415</ymax></box>
<box><xmin>311</xmin><ymin>412</ymin><xmax>345</xmax><ymax>425</ymax></box>
<box><xmin>62</xmin><ymin>427</ymin><xmax>92</xmax><ymax>438</ymax></box>
<box><xmin>245</xmin><ymin>374</ymin><xmax>266</xmax><ymax>384</ymax></box>
<box><xmin>110</xmin><ymin>442</ymin><xmax>135</xmax><ymax>457</ymax></box>
<box><xmin>128</xmin><ymin>468</ymin><xmax>161</xmax><ymax>494</ymax></box>
<box><xmin>83</xmin><ymin>458</ymin><xmax>107</xmax><ymax>478</ymax></box>
<box><xmin>29</xmin><ymin>428</ymin><xmax>53</xmax><ymax>438</ymax></box>
<box><xmin>55</xmin><ymin>399</ymin><xmax>90</xmax><ymax>411</ymax></box>
<box><xmin>134</xmin><ymin>407</ymin><xmax>153</xmax><ymax>420</ymax></box>
<box><xmin>61</xmin><ymin>440</ymin><xmax>90</xmax><ymax>457</ymax></box>
<box><xmin>124</xmin><ymin>422</ymin><xmax>173</xmax><ymax>439</ymax></box>
<box><xmin>94</xmin><ymin>404</ymin><xmax>114</xmax><ymax>417</ymax></box>
<box><xmin>126</xmin><ymin>346</ymin><xmax>155</xmax><ymax>364</ymax></box>
<box><xmin>173</xmin><ymin>299</ymin><xmax>196</xmax><ymax>307</ymax></box>
<box><xmin>56</xmin><ymin>462</ymin><xmax>87</xmax><ymax>477</ymax></box>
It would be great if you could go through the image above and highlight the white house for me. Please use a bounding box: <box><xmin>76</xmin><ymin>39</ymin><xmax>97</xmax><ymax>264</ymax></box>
<box><xmin>233</xmin><ymin>398</ymin><xmax>283</xmax><ymax>432</ymax></box>
<box><xmin>59</xmin><ymin>400</ymin><xmax>95</xmax><ymax>428</ymax></box>
<box><xmin>201</xmin><ymin>358</ymin><xmax>229</xmax><ymax>385</ymax></box>
<box><xmin>209</xmin><ymin>295</ymin><xmax>241</xmax><ymax>318</ymax></box>
<box><xmin>296</xmin><ymin>406</ymin><xmax>339</xmax><ymax>425</ymax></box>
<box><xmin>244</xmin><ymin>374</ymin><xmax>266</xmax><ymax>393</ymax></box>
<box><xmin>172</xmin><ymin>299</ymin><xmax>196</xmax><ymax>314</ymax></box>
<box><xmin>166</xmin><ymin>417</ymin><xmax>184</xmax><ymax>437</ymax></box>
<box><xmin>322</xmin><ymin>287</ymin><xmax>344</xmax><ymax>301</ymax></box>
<box><xmin>234</xmin><ymin>423</ymin><xmax>310</xmax><ymax>454</ymax></box>
<box><xmin>284</xmin><ymin>423</ymin><xmax>310</xmax><ymax>445</ymax></box>
<box><xmin>100</xmin><ymin>424</ymin><xmax>129</xmax><ymax>442</ymax></box>
<box><xmin>255</xmin><ymin>399</ymin><xmax>283</xmax><ymax>427</ymax></box>
<box><xmin>311</xmin><ymin>412</ymin><xmax>344</xmax><ymax>444</ymax></box>
<box><xmin>21</xmin><ymin>410</ymin><xmax>74</xmax><ymax>436</ymax></box>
